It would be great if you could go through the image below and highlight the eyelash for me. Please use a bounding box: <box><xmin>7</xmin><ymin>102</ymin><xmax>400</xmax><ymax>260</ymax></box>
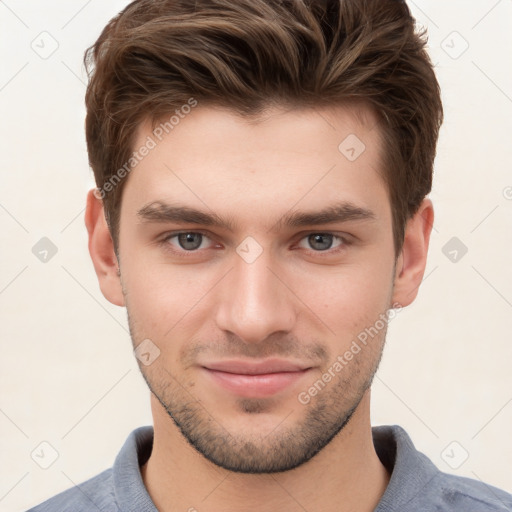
<box><xmin>159</xmin><ymin>230</ymin><xmax>351</xmax><ymax>257</ymax></box>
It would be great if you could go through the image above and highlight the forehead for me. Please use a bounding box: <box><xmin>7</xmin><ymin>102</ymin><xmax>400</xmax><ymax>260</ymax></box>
<box><xmin>121</xmin><ymin>104</ymin><xmax>390</xmax><ymax>228</ymax></box>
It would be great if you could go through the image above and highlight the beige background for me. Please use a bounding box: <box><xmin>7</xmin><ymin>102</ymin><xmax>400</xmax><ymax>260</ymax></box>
<box><xmin>1</xmin><ymin>1</ymin><xmax>511</xmax><ymax>510</ymax></box>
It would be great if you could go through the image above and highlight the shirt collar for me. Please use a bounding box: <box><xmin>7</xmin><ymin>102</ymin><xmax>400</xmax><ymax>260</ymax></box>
<box><xmin>112</xmin><ymin>424</ymin><xmax>437</xmax><ymax>511</ymax></box>
<box><xmin>373</xmin><ymin>424</ymin><xmax>438</xmax><ymax>511</ymax></box>
<box><xmin>113</xmin><ymin>426</ymin><xmax>157</xmax><ymax>511</ymax></box>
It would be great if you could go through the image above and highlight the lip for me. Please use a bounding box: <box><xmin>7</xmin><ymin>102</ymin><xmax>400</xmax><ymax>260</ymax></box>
<box><xmin>201</xmin><ymin>359</ymin><xmax>312</xmax><ymax>398</ymax></box>
<box><xmin>203</xmin><ymin>358</ymin><xmax>310</xmax><ymax>375</ymax></box>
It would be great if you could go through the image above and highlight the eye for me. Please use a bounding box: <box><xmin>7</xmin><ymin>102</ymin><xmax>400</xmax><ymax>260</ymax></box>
<box><xmin>163</xmin><ymin>232</ymin><xmax>212</xmax><ymax>251</ymax></box>
<box><xmin>298</xmin><ymin>233</ymin><xmax>345</xmax><ymax>252</ymax></box>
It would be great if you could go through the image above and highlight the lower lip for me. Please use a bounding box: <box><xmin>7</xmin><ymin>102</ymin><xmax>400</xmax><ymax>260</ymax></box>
<box><xmin>203</xmin><ymin>368</ymin><xmax>311</xmax><ymax>398</ymax></box>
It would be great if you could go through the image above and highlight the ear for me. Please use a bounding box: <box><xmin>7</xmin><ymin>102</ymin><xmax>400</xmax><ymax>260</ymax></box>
<box><xmin>391</xmin><ymin>198</ymin><xmax>434</xmax><ymax>307</ymax></box>
<box><xmin>85</xmin><ymin>189</ymin><xmax>125</xmax><ymax>307</ymax></box>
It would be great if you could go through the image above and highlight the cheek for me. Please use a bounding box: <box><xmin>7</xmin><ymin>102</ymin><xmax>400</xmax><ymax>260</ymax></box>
<box><xmin>122</xmin><ymin>260</ymin><xmax>216</xmax><ymax>334</ymax></box>
<box><xmin>310</xmin><ymin>265</ymin><xmax>394</xmax><ymax>332</ymax></box>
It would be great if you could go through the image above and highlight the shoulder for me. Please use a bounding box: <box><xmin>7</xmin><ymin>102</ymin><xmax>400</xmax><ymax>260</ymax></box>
<box><xmin>26</xmin><ymin>468</ymin><xmax>119</xmax><ymax>512</ymax></box>
<box><xmin>26</xmin><ymin>426</ymin><xmax>155</xmax><ymax>512</ymax></box>
<box><xmin>373</xmin><ymin>425</ymin><xmax>512</xmax><ymax>512</ymax></box>
<box><xmin>420</xmin><ymin>471</ymin><xmax>512</xmax><ymax>511</ymax></box>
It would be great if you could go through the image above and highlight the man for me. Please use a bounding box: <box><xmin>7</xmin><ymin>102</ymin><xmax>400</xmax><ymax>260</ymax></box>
<box><xmin>28</xmin><ymin>0</ymin><xmax>512</xmax><ymax>511</ymax></box>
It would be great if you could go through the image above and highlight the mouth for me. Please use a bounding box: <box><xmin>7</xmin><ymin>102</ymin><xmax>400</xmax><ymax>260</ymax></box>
<box><xmin>201</xmin><ymin>359</ymin><xmax>313</xmax><ymax>398</ymax></box>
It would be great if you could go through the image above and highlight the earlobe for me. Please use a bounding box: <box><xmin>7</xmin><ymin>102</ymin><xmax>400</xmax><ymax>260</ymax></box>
<box><xmin>85</xmin><ymin>189</ymin><xmax>125</xmax><ymax>307</ymax></box>
<box><xmin>391</xmin><ymin>199</ymin><xmax>434</xmax><ymax>308</ymax></box>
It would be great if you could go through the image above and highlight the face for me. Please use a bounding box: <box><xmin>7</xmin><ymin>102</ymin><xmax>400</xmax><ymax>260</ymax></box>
<box><xmin>115</xmin><ymin>104</ymin><xmax>399</xmax><ymax>473</ymax></box>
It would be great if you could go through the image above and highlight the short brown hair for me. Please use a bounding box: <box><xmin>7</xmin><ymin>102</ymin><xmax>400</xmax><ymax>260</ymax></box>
<box><xmin>84</xmin><ymin>0</ymin><xmax>443</xmax><ymax>254</ymax></box>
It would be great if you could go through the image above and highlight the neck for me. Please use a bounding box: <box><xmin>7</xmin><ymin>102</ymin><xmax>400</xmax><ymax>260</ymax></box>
<box><xmin>141</xmin><ymin>391</ymin><xmax>390</xmax><ymax>512</ymax></box>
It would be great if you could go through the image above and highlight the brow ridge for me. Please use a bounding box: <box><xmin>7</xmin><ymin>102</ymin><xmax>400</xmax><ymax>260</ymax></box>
<box><xmin>137</xmin><ymin>200</ymin><xmax>376</xmax><ymax>233</ymax></box>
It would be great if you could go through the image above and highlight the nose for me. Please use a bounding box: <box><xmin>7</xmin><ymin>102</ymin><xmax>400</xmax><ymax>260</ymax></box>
<box><xmin>214</xmin><ymin>248</ymin><xmax>296</xmax><ymax>344</ymax></box>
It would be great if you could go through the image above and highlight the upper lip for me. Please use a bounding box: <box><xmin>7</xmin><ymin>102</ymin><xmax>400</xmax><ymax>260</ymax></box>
<box><xmin>202</xmin><ymin>359</ymin><xmax>311</xmax><ymax>375</ymax></box>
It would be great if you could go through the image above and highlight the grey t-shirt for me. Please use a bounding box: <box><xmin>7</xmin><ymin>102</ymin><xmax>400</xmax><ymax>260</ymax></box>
<box><xmin>27</xmin><ymin>425</ymin><xmax>512</xmax><ymax>511</ymax></box>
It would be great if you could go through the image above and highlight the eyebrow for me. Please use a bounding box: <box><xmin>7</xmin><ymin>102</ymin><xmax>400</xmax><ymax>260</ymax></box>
<box><xmin>136</xmin><ymin>201</ymin><xmax>376</xmax><ymax>232</ymax></box>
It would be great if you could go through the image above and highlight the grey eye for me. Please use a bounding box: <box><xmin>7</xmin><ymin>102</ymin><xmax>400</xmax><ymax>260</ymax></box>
<box><xmin>307</xmin><ymin>234</ymin><xmax>334</xmax><ymax>251</ymax></box>
<box><xmin>177</xmin><ymin>233</ymin><xmax>203</xmax><ymax>250</ymax></box>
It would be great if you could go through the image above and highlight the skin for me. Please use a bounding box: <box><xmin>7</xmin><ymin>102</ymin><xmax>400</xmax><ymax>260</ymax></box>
<box><xmin>86</xmin><ymin>104</ymin><xmax>433</xmax><ymax>512</ymax></box>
